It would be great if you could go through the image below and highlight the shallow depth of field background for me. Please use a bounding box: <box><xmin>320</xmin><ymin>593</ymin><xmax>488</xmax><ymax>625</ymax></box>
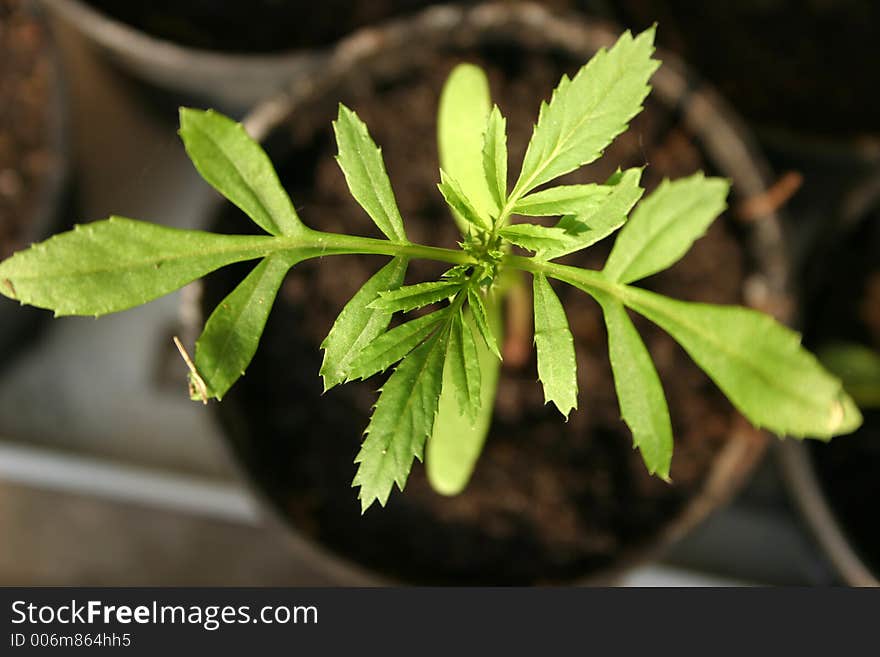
<box><xmin>0</xmin><ymin>0</ymin><xmax>877</xmax><ymax>585</ymax></box>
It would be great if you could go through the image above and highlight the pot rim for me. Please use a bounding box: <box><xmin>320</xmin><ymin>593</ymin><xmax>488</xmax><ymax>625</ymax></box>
<box><xmin>40</xmin><ymin>0</ymin><xmax>327</xmax><ymax>111</ymax></box>
<box><xmin>191</xmin><ymin>1</ymin><xmax>789</xmax><ymax>585</ymax></box>
<box><xmin>777</xmin><ymin>168</ymin><xmax>880</xmax><ymax>587</ymax></box>
<box><xmin>41</xmin><ymin>0</ymin><xmax>320</xmax><ymax>67</ymax></box>
<box><xmin>777</xmin><ymin>441</ymin><xmax>878</xmax><ymax>586</ymax></box>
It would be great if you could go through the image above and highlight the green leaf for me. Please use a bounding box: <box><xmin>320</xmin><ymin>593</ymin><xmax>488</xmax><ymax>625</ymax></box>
<box><xmin>437</xmin><ymin>63</ymin><xmax>496</xmax><ymax>228</ymax></box>
<box><xmin>437</xmin><ymin>170</ymin><xmax>492</xmax><ymax>232</ymax></box>
<box><xmin>333</xmin><ymin>104</ymin><xmax>408</xmax><ymax>243</ymax></box>
<box><xmin>369</xmin><ymin>279</ymin><xmax>462</xmax><ymax>313</ymax></box>
<box><xmin>540</xmin><ymin>168</ymin><xmax>644</xmax><ymax>260</ymax></box>
<box><xmin>194</xmin><ymin>254</ymin><xmax>295</xmax><ymax>400</ymax></box>
<box><xmin>817</xmin><ymin>343</ymin><xmax>880</xmax><ymax>409</ymax></box>
<box><xmin>595</xmin><ymin>292</ymin><xmax>672</xmax><ymax>479</ymax></box>
<box><xmin>604</xmin><ymin>173</ymin><xmax>729</xmax><ymax>283</ymax></box>
<box><xmin>482</xmin><ymin>105</ymin><xmax>508</xmax><ymax>212</ymax></box>
<box><xmin>512</xmin><ymin>27</ymin><xmax>659</xmax><ymax>198</ymax></box>
<box><xmin>427</xmin><ymin>298</ymin><xmax>502</xmax><ymax>496</ymax></box>
<box><xmin>499</xmin><ymin>224</ymin><xmax>571</xmax><ymax>254</ymax></box>
<box><xmin>512</xmin><ymin>183</ymin><xmax>610</xmax><ymax>217</ymax></box>
<box><xmin>320</xmin><ymin>257</ymin><xmax>408</xmax><ymax>390</ymax></box>
<box><xmin>354</xmin><ymin>327</ymin><xmax>449</xmax><ymax>511</ymax></box>
<box><xmin>445</xmin><ymin>309</ymin><xmax>482</xmax><ymax>422</ymax></box>
<box><xmin>346</xmin><ymin>310</ymin><xmax>449</xmax><ymax>382</ymax></box>
<box><xmin>467</xmin><ymin>287</ymin><xmax>501</xmax><ymax>359</ymax></box>
<box><xmin>621</xmin><ymin>286</ymin><xmax>863</xmax><ymax>439</ymax></box>
<box><xmin>532</xmin><ymin>273</ymin><xmax>578</xmax><ymax>417</ymax></box>
<box><xmin>179</xmin><ymin>108</ymin><xmax>302</xmax><ymax>237</ymax></box>
<box><xmin>0</xmin><ymin>217</ymin><xmax>274</xmax><ymax>316</ymax></box>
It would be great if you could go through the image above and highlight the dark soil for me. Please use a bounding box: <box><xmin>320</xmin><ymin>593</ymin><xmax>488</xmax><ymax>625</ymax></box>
<box><xmin>805</xmin><ymin>196</ymin><xmax>880</xmax><ymax>574</ymax></box>
<box><xmin>612</xmin><ymin>0</ymin><xmax>880</xmax><ymax>137</ymax></box>
<box><xmin>205</xmin><ymin>41</ymin><xmax>753</xmax><ymax>583</ymax></box>
<box><xmin>0</xmin><ymin>0</ymin><xmax>55</xmax><ymax>259</ymax></box>
<box><xmin>85</xmin><ymin>0</ymin><xmax>475</xmax><ymax>53</ymax></box>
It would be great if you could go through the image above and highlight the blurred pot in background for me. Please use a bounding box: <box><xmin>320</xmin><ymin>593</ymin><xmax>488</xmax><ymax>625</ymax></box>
<box><xmin>780</xmin><ymin>171</ymin><xmax>880</xmax><ymax>587</ymax></box>
<box><xmin>0</xmin><ymin>0</ymin><xmax>69</xmax><ymax>359</ymax></box>
<box><xmin>192</xmin><ymin>3</ymin><xmax>789</xmax><ymax>584</ymax></box>
<box><xmin>39</xmin><ymin>0</ymin><xmax>479</xmax><ymax>113</ymax></box>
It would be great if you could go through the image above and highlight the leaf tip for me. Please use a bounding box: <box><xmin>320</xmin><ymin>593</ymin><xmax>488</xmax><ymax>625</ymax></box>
<box><xmin>177</xmin><ymin>106</ymin><xmax>209</xmax><ymax>135</ymax></box>
<box><xmin>356</xmin><ymin>487</ymin><xmax>386</xmax><ymax>515</ymax></box>
<box><xmin>319</xmin><ymin>367</ymin><xmax>343</xmax><ymax>393</ymax></box>
<box><xmin>177</xmin><ymin>105</ymin><xmax>194</xmax><ymax>124</ymax></box>
<box><xmin>336</xmin><ymin>102</ymin><xmax>356</xmax><ymax>123</ymax></box>
<box><xmin>358</xmin><ymin>496</ymin><xmax>374</xmax><ymax>515</ymax></box>
<box><xmin>647</xmin><ymin>450</ymin><xmax>673</xmax><ymax>483</ymax></box>
<box><xmin>828</xmin><ymin>391</ymin><xmax>863</xmax><ymax>438</ymax></box>
<box><xmin>550</xmin><ymin>399</ymin><xmax>576</xmax><ymax>421</ymax></box>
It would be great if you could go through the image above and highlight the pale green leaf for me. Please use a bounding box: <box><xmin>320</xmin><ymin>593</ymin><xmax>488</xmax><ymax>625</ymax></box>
<box><xmin>604</xmin><ymin>173</ymin><xmax>729</xmax><ymax>283</ymax></box>
<box><xmin>512</xmin><ymin>27</ymin><xmax>658</xmax><ymax>197</ymax></box>
<box><xmin>499</xmin><ymin>224</ymin><xmax>571</xmax><ymax>254</ymax></box>
<box><xmin>437</xmin><ymin>170</ymin><xmax>492</xmax><ymax>232</ymax></box>
<box><xmin>437</xmin><ymin>63</ymin><xmax>496</xmax><ymax>228</ymax></box>
<box><xmin>427</xmin><ymin>298</ymin><xmax>502</xmax><ymax>495</ymax></box>
<box><xmin>595</xmin><ymin>292</ymin><xmax>672</xmax><ymax>479</ymax></box>
<box><xmin>533</xmin><ymin>273</ymin><xmax>578</xmax><ymax>417</ymax></box>
<box><xmin>354</xmin><ymin>328</ymin><xmax>449</xmax><ymax>511</ymax></box>
<box><xmin>179</xmin><ymin>108</ymin><xmax>302</xmax><ymax>237</ymax></box>
<box><xmin>346</xmin><ymin>310</ymin><xmax>449</xmax><ymax>382</ymax></box>
<box><xmin>445</xmin><ymin>309</ymin><xmax>482</xmax><ymax>422</ymax></box>
<box><xmin>467</xmin><ymin>287</ymin><xmax>501</xmax><ymax>359</ymax></box>
<box><xmin>817</xmin><ymin>342</ymin><xmax>880</xmax><ymax>409</ymax></box>
<box><xmin>482</xmin><ymin>105</ymin><xmax>508</xmax><ymax>212</ymax></box>
<box><xmin>540</xmin><ymin>168</ymin><xmax>644</xmax><ymax>260</ymax></box>
<box><xmin>194</xmin><ymin>254</ymin><xmax>296</xmax><ymax>400</ymax></box>
<box><xmin>512</xmin><ymin>183</ymin><xmax>610</xmax><ymax>217</ymax></box>
<box><xmin>0</xmin><ymin>217</ymin><xmax>274</xmax><ymax>317</ymax></box>
<box><xmin>320</xmin><ymin>257</ymin><xmax>408</xmax><ymax>390</ymax></box>
<box><xmin>333</xmin><ymin>104</ymin><xmax>408</xmax><ymax>242</ymax></box>
<box><xmin>621</xmin><ymin>286</ymin><xmax>862</xmax><ymax>439</ymax></box>
<box><xmin>369</xmin><ymin>279</ymin><xmax>462</xmax><ymax>313</ymax></box>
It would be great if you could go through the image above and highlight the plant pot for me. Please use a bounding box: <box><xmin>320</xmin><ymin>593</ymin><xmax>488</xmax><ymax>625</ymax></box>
<box><xmin>193</xmin><ymin>2</ymin><xmax>789</xmax><ymax>584</ymax></box>
<box><xmin>0</xmin><ymin>0</ymin><xmax>69</xmax><ymax>359</ymax></box>
<box><xmin>40</xmin><ymin>0</ymin><xmax>478</xmax><ymax>113</ymax></box>
<box><xmin>779</xmin><ymin>170</ymin><xmax>880</xmax><ymax>587</ymax></box>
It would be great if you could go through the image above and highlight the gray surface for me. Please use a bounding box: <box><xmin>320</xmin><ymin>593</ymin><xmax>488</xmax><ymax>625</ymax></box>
<box><xmin>0</xmin><ymin>16</ymin><xmax>840</xmax><ymax>586</ymax></box>
<box><xmin>0</xmin><ymin>19</ymin><xmax>230</xmax><ymax>479</ymax></box>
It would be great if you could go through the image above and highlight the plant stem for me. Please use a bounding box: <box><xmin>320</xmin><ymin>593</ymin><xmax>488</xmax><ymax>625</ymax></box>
<box><xmin>505</xmin><ymin>255</ymin><xmax>620</xmax><ymax>298</ymax></box>
<box><xmin>275</xmin><ymin>228</ymin><xmax>620</xmax><ymax>304</ymax></box>
<box><xmin>290</xmin><ymin>229</ymin><xmax>475</xmax><ymax>266</ymax></box>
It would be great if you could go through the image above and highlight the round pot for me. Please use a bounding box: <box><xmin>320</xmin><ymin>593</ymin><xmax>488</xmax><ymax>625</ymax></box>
<box><xmin>40</xmin><ymin>0</ymin><xmax>477</xmax><ymax>113</ymax></box>
<box><xmin>194</xmin><ymin>2</ymin><xmax>788</xmax><ymax>584</ymax></box>
<box><xmin>779</xmin><ymin>170</ymin><xmax>880</xmax><ymax>587</ymax></box>
<box><xmin>0</xmin><ymin>0</ymin><xmax>69</xmax><ymax>359</ymax></box>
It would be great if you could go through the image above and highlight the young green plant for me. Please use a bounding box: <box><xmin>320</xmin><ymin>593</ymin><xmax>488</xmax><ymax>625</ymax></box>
<box><xmin>0</xmin><ymin>27</ymin><xmax>862</xmax><ymax>512</ymax></box>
